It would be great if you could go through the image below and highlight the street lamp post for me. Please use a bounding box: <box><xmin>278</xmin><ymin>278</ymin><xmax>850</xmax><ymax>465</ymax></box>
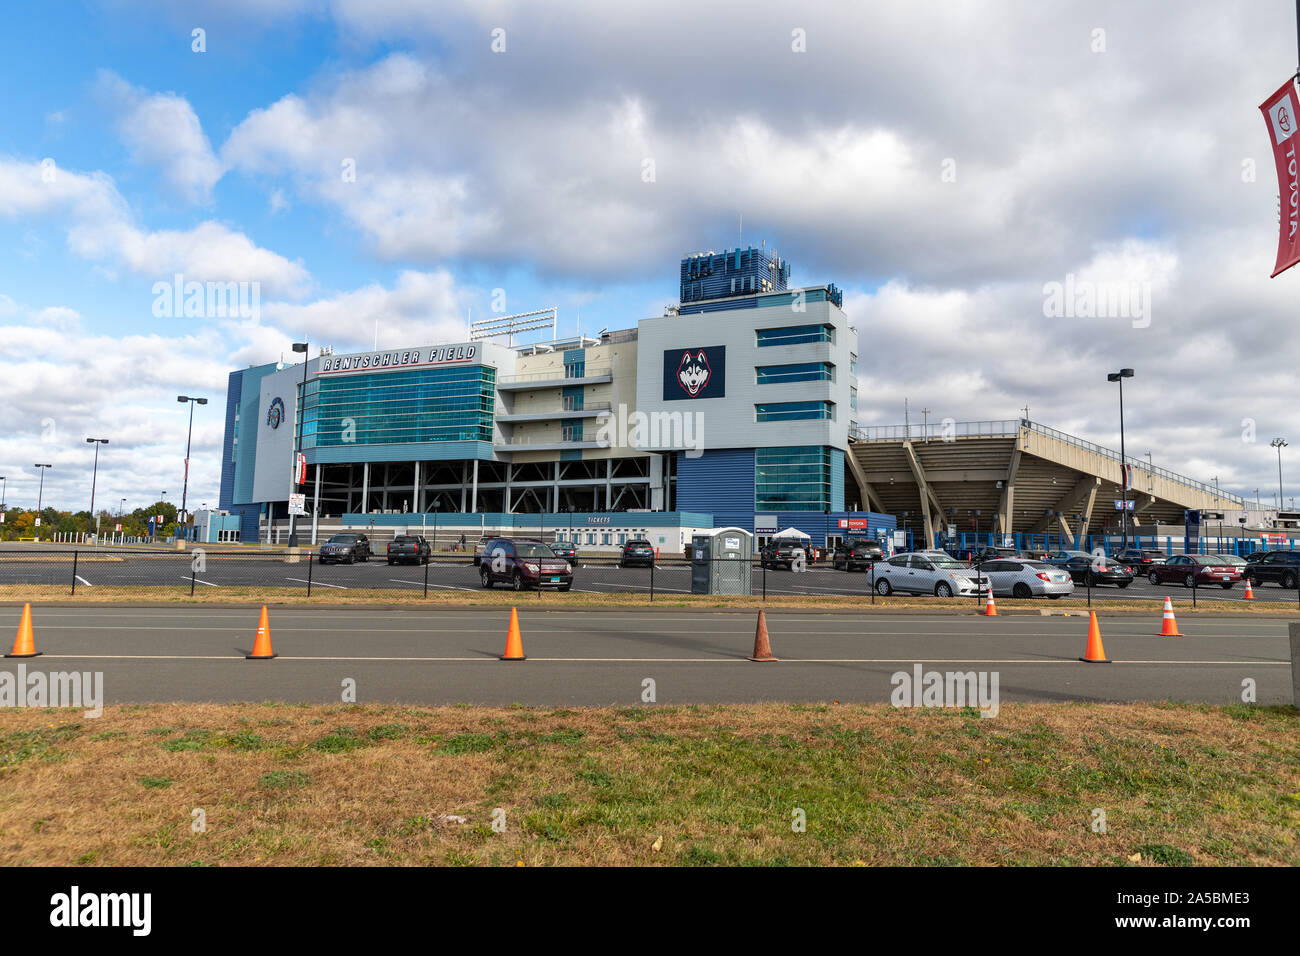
<box><xmin>86</xmin><ymin>438</ymin><xmax>109</xmax><ymax>541</ymax></box>
<box><xmin>176</xmin><ymin>396</ymin><xmax>208</xmax><ymax>525</ymax></box>
<box><xmin>1107</xmin><ymin>368</ymin><xmax>1135</xmax><ymax>549</ymax></box>
<box><xmin>288</xmin><ymin>343</ymin><xmax>309</xmax><ymax>548</ymax></box>
<box><xmin>34</xmin><ymin>463</ymin><xmax>52</xmax><ymax>541</ymax></box>
<box><xmin>1271</xmin><ymin>438</ymin><xmax>1287</xmax><ymax>510</ymax></box>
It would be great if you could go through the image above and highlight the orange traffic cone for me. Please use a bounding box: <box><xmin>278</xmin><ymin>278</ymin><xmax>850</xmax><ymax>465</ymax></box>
<box><xmin>246</xmin><ymin>605</ymin><xmax>276</xmax><ymax>659</ymax></box>
<box><xmin>1079</xmin><ymin>611</ymin><xmax>1110</xmax><ymax>663</ymax></box>
<box><xmin>983</xmin><ymin>591</ymin><xmax>998</xmax><ymax>616</ymax></box>
<box><xmin>6</xmin><ymin>603</ymin><xmax>41</xmax><ymax>658</ymax></box>
<box><xmin>748</xmin><ymin>609</ymin><xmax>779</xmax><ymax>662</ymax></box>
<box><xmin>1157</xmin><ymin>597</ymin><xmax>1182</xmax><ymax>637</ymax></box>
<box><xmin>500</xmin><ymin>607</ymin><xmax>526</xmax><ymax>661</ymax></box>
<box><xmin>1242</xmin><ymin>579</ymin><xmax>1256</xmax><ymax>600</ymax></box>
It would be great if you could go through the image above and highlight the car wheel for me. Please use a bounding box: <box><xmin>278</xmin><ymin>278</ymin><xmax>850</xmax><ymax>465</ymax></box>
<box><xmin>1220</xmin><ymin>583</ymin><xmax>1232</xmax><ymax>589</ymax></box>
<box><xmin>1118</xmin><ymin>581</ymin><xmax>1130</xmax><ymax>589</ymax></box>
<box><xmin>1247</xmin><ymin>573</ymin><xmax>1260</xmax><ymax>587</ymax></box>
<box><xmin>934</xmin><ymin>582</ymin><xmax>953</xmax><ymax>598</ymax></box>
<box><xmin>1183</xmin><ymin>574</ymin><xmax>1194</xmax><ymax>588</ymax></box>
<box><xmin>345</xmin><ymin>554</ymin><xmax>354</xmax><ymax>565</ymax></box>
<box><xmin>875</xmin><ymin>578</ymin><xmax>893</xmax><ymax>596</ymax></box>
<box><xmin>479</xmin><ymin>568</ymin><xmax>493</xmax><ymax>589</ymax></box>
<box><xmin>1012</xmin><ymin>582</ymin><xmax>1032</xmax><ymax>599</ymax></box>
<box><xmin>387</xmin><ymin>558</ymin><xmax>394</xmax><ymax>565</ymax></box>
<box><xmin>1048</xmin><ymin>594</ymin><xmax>1063</xmax><ymax>600</ymax></box>
<box><xmin>511</xmin><ymin>571</ymin><xmax>523</xmax><ymax>591</ymax></box>
<box><xmin>1148</xmin><ymin>572</ymin><xmax>1160</xmax><ymax>585</ymax></box>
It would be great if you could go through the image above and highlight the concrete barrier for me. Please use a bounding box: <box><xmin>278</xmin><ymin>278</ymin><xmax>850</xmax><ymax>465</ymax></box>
<box><xmin>285</xmin><ymin>547</ymin><xmax>301</xmax><ymax>565</ymax></box>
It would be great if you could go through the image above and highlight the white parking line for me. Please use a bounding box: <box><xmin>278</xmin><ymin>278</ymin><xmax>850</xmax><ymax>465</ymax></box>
<box><xmin>75</xmin><ymin>575</ymin><xmax>93</xmax><ymax>587</ymax></box>
<box><xmin>286</xmin><ymin>577</ymin><xmax>347</xmax><ymax>589</ymax></box>
<box><xmin>180</xmin><ymin>576</ymin><xmax>220</xmax><ymax>587</ymax></box>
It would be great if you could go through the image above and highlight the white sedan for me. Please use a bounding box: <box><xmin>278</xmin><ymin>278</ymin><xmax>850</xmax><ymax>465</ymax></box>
<box><xmin>873</xmin><ymin>551</ymin><xmax>988</xmax><ymax>597</ymax></box>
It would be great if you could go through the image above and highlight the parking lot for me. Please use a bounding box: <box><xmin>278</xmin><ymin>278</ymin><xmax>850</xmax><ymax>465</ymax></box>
<box><xmin>2</xmin><ymin>546</ymin><xmax>1298</xmax><ymax>604</ymax></box>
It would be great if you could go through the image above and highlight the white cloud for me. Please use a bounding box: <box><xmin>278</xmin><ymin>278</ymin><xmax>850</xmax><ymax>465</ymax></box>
<box><xmin>96</xmin><ymin>71</ymin><xmax>223</xmax><ymax>204</ymax></box>
<box><xmin>0</xmin><ymin>157</ymin><xmax>309</xmax><ymax>296</ymax></box>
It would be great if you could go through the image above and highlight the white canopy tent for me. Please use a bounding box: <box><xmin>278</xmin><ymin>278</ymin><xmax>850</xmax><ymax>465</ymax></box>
<box><xmin>771</xmin><ymin>527</ymin><xmax>811</xmax><ymax>540</ymax></box>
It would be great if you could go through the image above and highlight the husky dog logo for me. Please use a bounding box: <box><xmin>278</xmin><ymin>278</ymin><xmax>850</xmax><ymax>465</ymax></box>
<box><xmin>266</xmin><ymin>396</ymin><xmax>286</xmax><ymax>429</ymax></box>
<box><xmin>677</xmin><ymin>350</ymin><xmax>712</xmax><ymax>397</ymax></box>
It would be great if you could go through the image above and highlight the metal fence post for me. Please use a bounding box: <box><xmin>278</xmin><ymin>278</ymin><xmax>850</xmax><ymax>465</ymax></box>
<box><xmin>423</xmin><ymin>556</ymin><xmax>429</xmax><ymax>598</ymax></box>
<box><xmin>650</xmin><ymin>559</ymin><xmax>655</xmax><ymax>602</ymax></box>
<box><xmin>190</xmin><ymin>565</ymin><xmax>196</xmax><ymax>597</ymax></box>
<box><xmin>1192</xmin><ymin>572</ymin><xmax>1197</xmax><ymax>609</ymax></box>
<box><xmin>762</xmin><ymin>561</ymin><xmax>766</xmax><ymax>602</ymax></box>
<box><xmin>870</xmin><ymin>562</ymin><xmax>875</xmax><ymax>605</ymax></box>
<box><xmin>71</xmin><ymin>550</ymin><xmax>78</xmax><ymax>596</ymax></box>
<box><xmin>306</xmin><ymin>552</ymin><xmax>313</xmax><ymax>598</ymax></box>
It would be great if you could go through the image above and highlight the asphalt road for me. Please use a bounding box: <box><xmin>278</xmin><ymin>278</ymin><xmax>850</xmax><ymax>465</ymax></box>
<box><xmin>2</xmin><ymin>606</ymin><xmax>1293</xmax><ymax>706</ymax></box>
<box><xmin>3</xmin><ymin>549</ymin><xmax>1298</xmax><ymax>604</ymax></box>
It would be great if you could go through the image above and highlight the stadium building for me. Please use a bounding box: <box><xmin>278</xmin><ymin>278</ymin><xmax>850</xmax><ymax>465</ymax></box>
<box><xmin>217</xmin><ymin>244</ymin><xmax>896</xmax><ymax>551</ymax></box>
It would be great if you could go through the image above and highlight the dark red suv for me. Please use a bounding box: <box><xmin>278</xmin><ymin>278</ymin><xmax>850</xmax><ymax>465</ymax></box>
<box><xmin>477</xmin><ymin>537</ymin><xmax>573</xmax><ymax>591</ymax></box>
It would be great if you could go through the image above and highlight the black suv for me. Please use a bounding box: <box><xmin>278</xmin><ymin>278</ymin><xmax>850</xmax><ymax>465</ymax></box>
<box><xmin>616</xmin><ymin>538</ymin><xmax>655</xmax><ymax>567</ymax></box>
<box><xmin>760</xmin><ymin>539</ymin><xmax>811</xmax><ymax>570</ymax></box>
<box><xmin>1115</xmin><ymin>548</ymin><xmax>1167</xmax><ymax>569</ymax></box>
<box><xmin>832</xmin><ymin>538</ymin><xmax>883</xmax><ymax>571</ymax></box>
<box><xmin>387</xmin><ymin>534</ymin><xmax>430</xmax><ymax>565</ymax></box>
<box><xmin>1245</xmin><ymin>549</ymin><xmax>1300</xmax><ymax>588</ymax></box>
<box><xmin>318</xmin><ymin>532</ymin><xmax>371</xmax><ymax>564</ymax></box>
<box><xmin>478</xmin><ymin>537</ymin><xmax>573</xmax><ymax>591</ymax></box>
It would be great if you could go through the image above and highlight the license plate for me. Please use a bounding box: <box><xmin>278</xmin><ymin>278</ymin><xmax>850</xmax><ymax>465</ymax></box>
<box><xmin>551</xmin><ymin>576</ymin><xmax>563</xmax><ymax>583</ymax></box>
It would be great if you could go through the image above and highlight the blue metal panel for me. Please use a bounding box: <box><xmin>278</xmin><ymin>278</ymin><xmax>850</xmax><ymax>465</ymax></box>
<box><xmin>676</xmin><ymin>448</ymin><xmax>755</xmax><ymax>531</ymax></box>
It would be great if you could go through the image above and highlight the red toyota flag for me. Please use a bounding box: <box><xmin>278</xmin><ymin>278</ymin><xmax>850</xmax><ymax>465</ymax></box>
<box><xmin>1261</xmin><ymin>78</ymin><xmax>1300</xmax><ymax>276</ymax></box>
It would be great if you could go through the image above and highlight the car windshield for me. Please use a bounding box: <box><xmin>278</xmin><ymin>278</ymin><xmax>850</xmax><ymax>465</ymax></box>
<box><xmin>516</xmin><ymin>543</ymin><xmax>556</xmax><ymax>558</ymax></box>
<box><xmin>930</xmin><ymin>556</ymin><xmax>967</xmax><ymax>569</ymax></box>
<box><xmin>327</xmin><ymin>535</ymin><xmax>356</xmax><ymax>543</ymax></box>
<box><xmin>1190</xmin><ymin>554</ymin><xmax>1222</xmax><ymax>565</ymax></box>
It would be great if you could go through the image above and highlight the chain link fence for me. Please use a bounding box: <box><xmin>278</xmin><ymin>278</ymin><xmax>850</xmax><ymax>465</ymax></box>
<box><xmin>0</xmin><ymin>548</ymin><xmax>1293</xmax><ymax>607</ymax></box>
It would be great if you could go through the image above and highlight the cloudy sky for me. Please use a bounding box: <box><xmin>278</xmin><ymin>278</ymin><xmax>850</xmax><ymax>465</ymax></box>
<box><xmin>1</xmin><ymin>0</ymin><xmax>1298</xmax><ymax>512</ymax></box>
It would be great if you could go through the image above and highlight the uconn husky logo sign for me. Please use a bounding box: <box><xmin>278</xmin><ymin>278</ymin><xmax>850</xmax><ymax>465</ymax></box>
<box><xmin>662</xmin><ymin>346</ymin><xmax>725</xmax><ymax>400</ymax></box>
<box><xmin>266</xmin><ymin>396</ymin><xmax>286</xmax><ymax>429</ymax></box>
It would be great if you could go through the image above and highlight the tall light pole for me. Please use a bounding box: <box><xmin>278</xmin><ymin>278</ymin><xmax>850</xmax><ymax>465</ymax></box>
<box><xmin>0</xmin><ymin>475</ymin><xmax>6</xmax><ymax>512</ymax></box>
<box><xmin>288</xmin><ymin>342</ymin><xmax>309</xmax><ymax>548</ymax></box>
<box><xmin>86</xmin><ymin>438</ymin><xmax>109</xmax><ymax>538</ymax></box>
<box><xmin>34</xmin><ymin>463</ymin><xmax>52</xmax><ymax>541</ymax></box>
<box><xmin>1271</xmin><ymin>438</ymin><xmax>1287</xmax><ymax>510</ymax></box>
<box><xmin>177</xmin><ymin>396</ymin><xmax>208</xmax><ymax>523</ymax></box>
<box><xmin>1107</xmin><ymin>368</ymin><xmax>1135</xmax><ymax>548</ymax></box>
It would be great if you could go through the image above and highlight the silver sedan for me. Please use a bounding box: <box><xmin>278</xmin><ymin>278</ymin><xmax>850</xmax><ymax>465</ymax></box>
<box><xmin>977</xmin><ymin>559</ymin><xmax>1075</xmax><ymax>599</ymax></box>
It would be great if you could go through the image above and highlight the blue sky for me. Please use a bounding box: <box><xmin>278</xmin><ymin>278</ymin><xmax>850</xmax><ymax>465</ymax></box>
<box><xmin>2</xmin><ymin>0</ymin><xmax>1299</xmax><ymax>511</ymax></box>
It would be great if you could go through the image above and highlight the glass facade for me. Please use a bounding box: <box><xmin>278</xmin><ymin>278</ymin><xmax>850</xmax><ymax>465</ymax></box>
<box><xmin>300</xmin><ymin>365</ymin><xmax>495</xmax><ymax>447</ymax></box>
<box><xmin>755</xmin><ymin>400</ymin><xmax>835</xmax><ymax>422</ymax></box>
<box><xmin>756</xmin><ymin>446</ymin><xmax>833</xmax><ymax>511</ymax></box>
<box><xmin>755</xmin><ymin>362</ymin><xmax>834</xmax><ymax>385</ymax></box>
<box><xmin>755</xmin><ymin>324</ymin><xmax>834</xmax><ymax>347</ymax></box>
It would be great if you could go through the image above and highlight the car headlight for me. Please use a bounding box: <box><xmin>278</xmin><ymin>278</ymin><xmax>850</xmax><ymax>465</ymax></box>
<box><xmin>524</xmin><ymin>563</ymin><xmax>539</xmax><ymax>573</ymax></box>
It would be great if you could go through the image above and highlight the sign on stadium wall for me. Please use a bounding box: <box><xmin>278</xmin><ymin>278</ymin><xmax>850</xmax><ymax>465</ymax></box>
<box><xmin>661</xmin><ymin>346</ymin><xmax>726</xmax><ymax>400</ymax></box>
<box><xmin>319</xmin><ymin>344</ymin><xmax>479</xmax><ymax>375</ymax></box>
